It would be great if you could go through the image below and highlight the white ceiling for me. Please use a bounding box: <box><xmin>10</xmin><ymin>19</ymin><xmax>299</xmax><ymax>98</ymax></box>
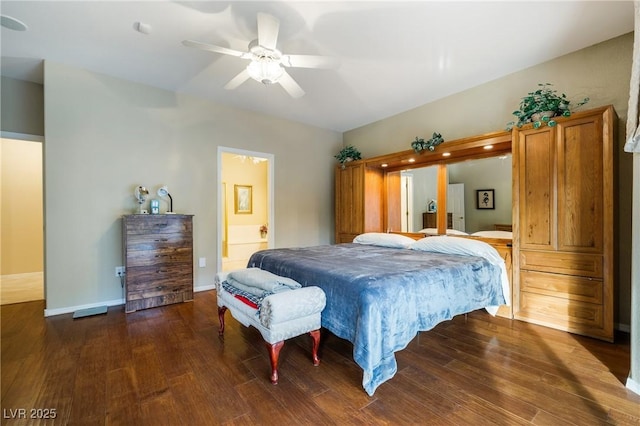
<box><xmin>0</xmin><ymin>1</ymin><xmax>634</xmax><ymax>132</ymax></box>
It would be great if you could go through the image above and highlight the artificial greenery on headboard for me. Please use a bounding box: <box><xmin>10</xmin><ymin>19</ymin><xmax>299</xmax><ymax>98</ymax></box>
<box><xmin>411</xmin><ymin>132</ymin><xmax>444</xmax><ymax>153</ymax></box>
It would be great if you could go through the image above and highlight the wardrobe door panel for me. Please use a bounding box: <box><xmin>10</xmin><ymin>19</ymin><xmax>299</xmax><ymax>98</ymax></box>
<box><xmin>517</xmin><ymin>128</ymin><xmax>555</xmax><ymax>251</ymax></box>
<box><xmin>557</xmin><ymin>116</ymin><xmax>604</xmax><ymax>252</ymax></box>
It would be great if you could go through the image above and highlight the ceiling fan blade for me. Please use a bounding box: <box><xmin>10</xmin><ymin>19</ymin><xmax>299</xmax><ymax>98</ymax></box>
<box><xmin>281</xmin><ymin>54</ymin><xmax>340</xmax><ymax>69</ymax></box>
<box><xmin>224</xmin><ymin>69</ymin><xmax>251</xmax><ymax>90</ymax></box>
<box><xmin>257</xmin><ymin>12</ymin><xmax>279</xmax><ymax>50</ymax></box>
<box><xmin>182</xmin><ymin>40</ymin><xmax>249</xmax><ymax>58</ymax></box>
<box><xmin>278</xmin><ymin>70</ymin><xmax>305</xmax><ymax>98</ymax></box>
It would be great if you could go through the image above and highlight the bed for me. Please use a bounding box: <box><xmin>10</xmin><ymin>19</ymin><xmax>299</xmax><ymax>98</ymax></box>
<box><xmin>246</xmin><ymin>234</ymin><xmax>508</xmax><ymax>395</ymax></box>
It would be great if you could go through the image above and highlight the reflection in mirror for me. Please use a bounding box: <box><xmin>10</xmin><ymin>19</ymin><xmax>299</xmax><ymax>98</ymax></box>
<box><xmin>393</xmin><ymin>155</ymin><xmax>512</xmax><ymax>236</ymax></box>
<box><xmin>395</xmin><ymin>166</ymin><xmax>438</xmax><ymax>233</ymax></box>
<box><xmin>447</xmin><ymin>154</ymin><xmax>512</xmax><ymax>235</ymax></box>
<box><xmin>403</xmin><ymin>166</ymin><xmax>438</xmax><ymax>232</ymax></box>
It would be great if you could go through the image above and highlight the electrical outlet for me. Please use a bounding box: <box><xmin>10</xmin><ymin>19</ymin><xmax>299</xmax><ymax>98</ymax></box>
<box><xmin>199</xmin><ymin>257</ymin><xmax>206</xmax><ymax>268</ymax></box>
<box><xmin>115</xmin><ymin>266</ymin><xmax>125</xmax><ymax>277</ymax></box>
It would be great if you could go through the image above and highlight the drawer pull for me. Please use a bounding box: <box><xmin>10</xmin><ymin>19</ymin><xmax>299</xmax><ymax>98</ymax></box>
<box><xmin>154</xmin><ymin>238</ymin><xmax>169</xmax><ymax>242</ymax></box>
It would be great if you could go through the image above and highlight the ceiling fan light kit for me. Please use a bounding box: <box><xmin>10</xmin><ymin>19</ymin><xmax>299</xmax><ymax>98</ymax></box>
<box><xmin>246</xmin><ymin>53</ymin><xmax>284</xmax><ymax>85</ymax></box>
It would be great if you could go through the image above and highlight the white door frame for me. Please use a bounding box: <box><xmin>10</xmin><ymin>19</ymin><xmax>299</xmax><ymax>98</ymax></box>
<box><xmin>216</xmin><ymin>146</ymin><xmax>274</xmax><ymax>273</ymax></box>
<box><xmin>400</xmin><ymin>172</ymin><xmax>414</xmax><ymax>232</ymax></box>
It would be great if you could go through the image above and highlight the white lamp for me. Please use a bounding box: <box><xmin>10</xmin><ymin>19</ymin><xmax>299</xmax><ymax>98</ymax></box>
<box><xmin>157</xmin><ymin>185</ymin><xmax>174</xmax><ymax>214</ymax></box>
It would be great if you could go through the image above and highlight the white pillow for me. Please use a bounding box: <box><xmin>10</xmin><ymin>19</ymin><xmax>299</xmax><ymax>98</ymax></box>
<box><xmin>418</xmin><ymin>228</ymin><xmax>468</xmax><ymax>236</ymax></box>
<box><xmin>352</xmin><ymin>232</ymin><xmax>415</xmax><ymax>248</ymax></box>
<box><xmin>471</xmin><ymin>230</ymin><xmax>513</xmax><ymax>239</ymax></box>
<box><xmin>410</xmin><ymin>236</ymin><xmax>500</xmax><ymax>263</ymax></box>
<box><xmin>418</xmin><ymin>228</ymin><xmax>438</xmax><ymax>235</ymax></box>
<box><xmin>445</xmin><ymin>229</ymin><xmax>469</xmax><ymax>236</ymax></box>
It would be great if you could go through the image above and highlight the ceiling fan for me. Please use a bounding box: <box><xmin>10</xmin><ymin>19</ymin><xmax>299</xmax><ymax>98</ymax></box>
<box><xmin>182</xmin><ymin>12</ymin><xmax>338</xmax><ymax>98</ymax></box>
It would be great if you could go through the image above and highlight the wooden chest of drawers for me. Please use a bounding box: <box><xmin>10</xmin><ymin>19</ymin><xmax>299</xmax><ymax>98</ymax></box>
<box><xmin>122</xmin><ymin>214</ymin><xmax>194</xmax><ymax>313</ymax></box>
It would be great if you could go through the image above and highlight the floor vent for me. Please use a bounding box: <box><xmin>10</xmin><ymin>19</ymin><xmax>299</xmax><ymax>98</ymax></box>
<box><xmin>73</xmin><ymin>306</ymin><xmax>108</xmax><ymax>319</ymax></box>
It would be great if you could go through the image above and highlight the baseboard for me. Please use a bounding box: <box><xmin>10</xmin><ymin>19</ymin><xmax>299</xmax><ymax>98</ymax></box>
<box><xmin>626</xmin><ymin>377</ymin><xmax>640</xmax><ymax>395</ymax></box>
<box><xmin>1</xmin><ymin>131</ymin><xmax>45</xmax><ymax>142</ymax></box>
<box><xmin>616</xmin><ymin>323</ymin><xmax>631</xmax><ymax>333</ymax></box>
<box><xmin>195</xmin><ymin>284</ymin><xmax>216</xmax><ymax>292</ymax></box>
<box><xmin>44</xmin><ymin>298</ymin><xmax>124</xmax><ymax>317</ymax></box>
<box><xmin>43</xmin><ymin>286</ymin><xmax>216</xmax><ymax>317</ymax></box>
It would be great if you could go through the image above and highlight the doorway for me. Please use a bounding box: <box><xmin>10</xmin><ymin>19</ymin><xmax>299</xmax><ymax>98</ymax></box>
<box><xmin>400</xmin><ymin>172</ymin><xmax>414</xmax><ymax>232</ymax></box>
<box><xmin>217</xmin><ymin>147</ymin><xmax>274</xmax><ymax>273</ymax></box>
<box><xmin>1</xmin><ymin>134</ymin><xmax>44</xmax><ymax>305</ymax></box>
<box><xmin>447</xmin><ymin>183</ymin><xmax>465</xmax><ymax>232</ymax></box>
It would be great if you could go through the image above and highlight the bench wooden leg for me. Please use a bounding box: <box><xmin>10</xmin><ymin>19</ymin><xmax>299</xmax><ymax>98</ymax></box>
<box><xmin>309</xmin><ymin>329</ymin><xmax>321</xmax><ymax>366</ymax></box>
<box><xmin>266</xmin><ymin>340</ymin><xmax>284</xmax><ymax>384</ymax></box>
<box><xmin>218</xmin><ymin>306</ymin><xmax>228</xmax><ymax>336</ymax></box>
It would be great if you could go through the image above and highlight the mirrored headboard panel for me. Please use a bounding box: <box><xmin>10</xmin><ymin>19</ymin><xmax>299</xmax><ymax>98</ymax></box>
<box><xmin>363</xmin><ymin>130</ymin><xmax>512</xmax><ymax>236</ymax></box>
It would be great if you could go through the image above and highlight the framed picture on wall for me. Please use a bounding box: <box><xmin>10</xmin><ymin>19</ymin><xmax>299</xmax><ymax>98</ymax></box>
<box><xmin>235</xmin><ymin>185</ymin><xmax>252</xmax><ymax>214</ymax></box>
<box><xmin>476</xmin><ymin>189</ymin><xmax>495</xmax><ymax>209</ymax></box>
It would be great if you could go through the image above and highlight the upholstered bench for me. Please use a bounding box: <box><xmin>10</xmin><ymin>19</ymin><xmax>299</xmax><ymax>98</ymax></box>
<box><xmin>215</xmin><ymin>271</ymin><xmax>326</xmax><ymax>384</ymax></box>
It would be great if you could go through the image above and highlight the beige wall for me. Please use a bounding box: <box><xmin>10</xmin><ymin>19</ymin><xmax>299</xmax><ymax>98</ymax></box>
<box><xmin>344</xmin><ymin>33</ymin><xmax>634</xmax><ymax>329</ymax></box>
<box><xmin>43</xmin><ymin>61</ymin><xmax>342</xmax><ymax>313</ymax></box>
<box><xmin>1</xmin><ymin>77</ymin><xmax>44</xmax><ymax>136</ymax></box>
<box><xmin>0</xmin><ymin>138</ymin><xmax>43</xmax><ymax>274</ymax></box>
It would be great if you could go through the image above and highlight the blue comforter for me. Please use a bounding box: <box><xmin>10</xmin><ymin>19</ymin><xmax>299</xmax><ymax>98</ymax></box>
<box><xmin>248</xmin><ymin>243</ymin><xmax>505</xmax><ymax>395</ymax></box>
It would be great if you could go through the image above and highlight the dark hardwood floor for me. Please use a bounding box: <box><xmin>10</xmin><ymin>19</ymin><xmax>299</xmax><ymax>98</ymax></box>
<box><xmin>2</xmin><ymin>290</ymin><xmax>638</xmax><ymax>425</ymax></box>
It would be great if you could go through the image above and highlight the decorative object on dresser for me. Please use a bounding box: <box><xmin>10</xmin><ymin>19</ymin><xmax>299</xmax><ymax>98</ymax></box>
<box><xmin>512</xmin><ymin>105</ymin><xmax>615</xmax><ymax>342</ymax></box>
<box><xmin>122</xmin><ymin>214</ymin><xmax>194</xmax><ymax>313</ymax></box>
<box><xmin>150</xmin><ymin>199</ymin><xmax>160</xmax><ymax>214</ymax></box>
<box><xmin>156</xmin><ymin>185</ymin><xmax>173</xmax><ymax>214</ymax></box>
<box><xmin>506</xmin><ymin>83</ymin><xmax>589</xmax><ymax>130</ymax></box>
<box><xmin>134</xmin><ymin>185</ymin><xmax>149</xmax><ymax>214</ymax></box>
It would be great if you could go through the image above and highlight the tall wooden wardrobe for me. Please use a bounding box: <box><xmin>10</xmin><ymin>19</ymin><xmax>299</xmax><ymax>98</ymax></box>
<box><xmin>334</xmin><ymin>162</ymin><xmax>384</xmax><ymax>243</ymax></box>
<box><xmin>512</xmin><ymin>105</ymin><xmax>616</xmax><ymax>342</ymax></box>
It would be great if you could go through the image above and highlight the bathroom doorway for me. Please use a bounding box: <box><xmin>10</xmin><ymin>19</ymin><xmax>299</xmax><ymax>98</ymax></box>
<box><xmin>1</xmin><ymin>135</ymin><xmax>44</xmax><ymax>305</ymax></box>
<box><xmin>217</xmin><ymin>147</ymin><xmax>274</xmax><ymax>273</ymax></box>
